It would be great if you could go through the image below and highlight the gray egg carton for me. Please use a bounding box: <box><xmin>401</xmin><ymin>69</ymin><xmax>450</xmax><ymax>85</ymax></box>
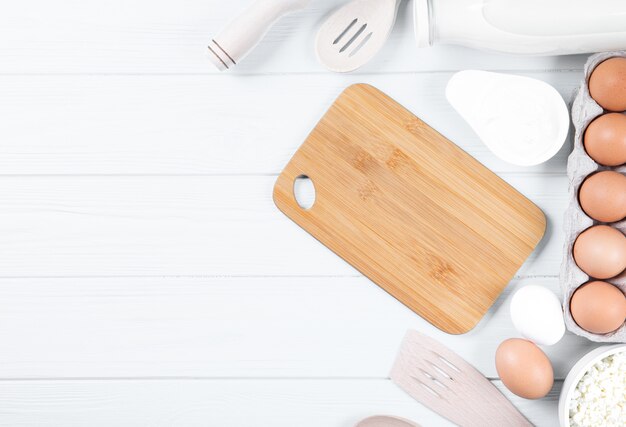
<box><xmin>560</xmin><ymin>51</ymin><xmax>626</xmax><ymax>343</ymax></box>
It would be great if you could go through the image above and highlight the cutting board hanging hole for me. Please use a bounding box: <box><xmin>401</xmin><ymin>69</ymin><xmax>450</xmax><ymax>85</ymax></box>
<box><xmin>293</xmin><ymin>175</ymin><xmax>316</xmax><ymax>210</ymax></box>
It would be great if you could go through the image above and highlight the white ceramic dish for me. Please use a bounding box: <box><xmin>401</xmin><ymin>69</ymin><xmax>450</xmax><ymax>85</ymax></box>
<box><xmin>558</xmin><ymin>344</ymin><xmax>626</xmax><ymax>427</ymax></box>
<box><xmin>446</xmin><ymin>70</ymin><xmax>569</xmax><ymax>167</ymax></box>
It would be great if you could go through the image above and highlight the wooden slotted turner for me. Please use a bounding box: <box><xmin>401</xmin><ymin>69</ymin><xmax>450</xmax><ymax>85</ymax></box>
<box><xmin>390</xmin><ymin>330</ymin><xmax>533</xmax><ymax>427</ymax></box>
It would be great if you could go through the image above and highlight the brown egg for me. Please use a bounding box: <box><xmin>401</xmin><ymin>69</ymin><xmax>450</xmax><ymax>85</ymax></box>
<box><xmin>579</xmin><ymin>171</ymin><xmax>626</xmax><ymax>223</ymax></box>
<box><xmin>589</xmin><ymin>57</ymin><xmax>626</xmax><ymax>112</ymax></box>
<box><xmin>495</xmin><ymin>338</ymin><xmax>554</xmax><ymax>399</ymax></box>
<box><xmin>584</xmin><ymin>113</ymin><xmax>626</xmax><ymax>166</ymax></box>
<box><xmin>573</xmin><ymin>225</ymin><xmax>626</xmax><ymax>279</ymax></box>
<box><xmin>570</xmin><ymin>281</ymin><xmax>626</xmax><ymax>334</ymax></box>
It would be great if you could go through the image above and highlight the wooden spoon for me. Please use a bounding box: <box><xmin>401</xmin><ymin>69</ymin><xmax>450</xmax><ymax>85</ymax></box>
<box><xmin>355</xmin><ymin>415</ymin><xmax>420</xmax><ymax>427</ymax></box>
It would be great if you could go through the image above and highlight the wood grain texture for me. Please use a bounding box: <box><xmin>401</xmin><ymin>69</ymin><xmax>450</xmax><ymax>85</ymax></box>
<box><xmin>0</xmin><ymin>379</ymin><xmax>563</xmax><ymax>427</ymax></box>
<box><xmin>0</xmin><ymin>277</ymin><xmax>594</xmax><ymax>380</ymax></box>
<box><xmin>274</xmin><ymin>84</ymin><xmax>546</xmax><ymax>334</ymax></box>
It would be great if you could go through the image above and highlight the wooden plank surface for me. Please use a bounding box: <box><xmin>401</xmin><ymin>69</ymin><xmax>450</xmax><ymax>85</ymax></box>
<box><xmin>0</xmin><ymin>73</ymin><xmax>580</xmax><ymax>175</ymax></box>
<box><xmin>0</xmin><ymin>175</ymin><xmax>565</xmax><ymax>278</ymax></box>
<box><xmin>0</xmin><ymin>0</ymin><xmax>588</xmax><ymax>75</ymax></box>
<box><xmin>0</xmin><ymin>277</ymin><xmax>594</xmax><ymax>379</ymax></box>
<box><xmin>0</xmin><ymin>0</ymin><xmax>597</xmax><ymax>425</ymax></box>
<box><xmin>0</xmin><ymin>379</ymin><xmax>563</xmax><ymax>427</ymax></box>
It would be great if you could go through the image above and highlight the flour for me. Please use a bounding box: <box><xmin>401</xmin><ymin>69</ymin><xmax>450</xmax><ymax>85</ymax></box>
<box><xmin>446</xmin><ymin>70</ymin><xmax>569</xmax><ymax>166</ymax></box>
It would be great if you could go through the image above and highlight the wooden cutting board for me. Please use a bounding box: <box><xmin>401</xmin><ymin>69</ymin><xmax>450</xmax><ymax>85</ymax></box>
<box><xmin>273</xmin><ymin>84</ymin><xmax>546</xmax><ymax>334</ymax></box>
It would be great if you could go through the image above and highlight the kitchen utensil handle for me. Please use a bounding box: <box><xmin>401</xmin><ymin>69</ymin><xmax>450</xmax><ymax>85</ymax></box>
<box><xmin>208</xmin><ymin>0</ymin><xmax>311</xmax><ymax>71</ymax></box>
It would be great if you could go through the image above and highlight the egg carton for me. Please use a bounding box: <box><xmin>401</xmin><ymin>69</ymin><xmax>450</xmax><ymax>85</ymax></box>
<box><xmin>560</xmin><ymin>51</ymin><xmax>626</xmax><ymax>343</ymax></box>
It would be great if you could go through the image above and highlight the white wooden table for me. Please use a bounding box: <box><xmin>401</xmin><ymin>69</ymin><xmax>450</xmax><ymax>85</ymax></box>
<box><xmin>0</xmin><ymin>1</ymin><xmax>600</xmax><ymax>425</ymax></box>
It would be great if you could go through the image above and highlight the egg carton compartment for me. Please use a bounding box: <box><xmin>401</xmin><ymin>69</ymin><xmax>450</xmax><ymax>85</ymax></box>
<box><xmin>560</xmin><ymin>51</ymin><xmax>626</xmax><ymax>343</ymax></box>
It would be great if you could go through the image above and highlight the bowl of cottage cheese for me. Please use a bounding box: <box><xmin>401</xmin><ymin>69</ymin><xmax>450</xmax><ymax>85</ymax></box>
<box><xmin>559</xmin><ymin>344</ymin><xmax>626</xmax><ymax>427</ymax></box>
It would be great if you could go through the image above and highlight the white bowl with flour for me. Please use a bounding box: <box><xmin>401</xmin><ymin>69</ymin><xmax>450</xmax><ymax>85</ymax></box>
<box><xmin>446</xmin><ymin>70</ymin><xmax>570</xmax><ymax>167</ymax></box>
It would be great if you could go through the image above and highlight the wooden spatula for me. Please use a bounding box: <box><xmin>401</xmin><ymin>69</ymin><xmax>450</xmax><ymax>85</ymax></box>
<box><xmin>316</xmin><ymin>0</ymin><xmax>401</xmax><ymax>72</ymax></box>
<box><xmin>390</xmin><ymin>330</ymin><xmax>533</xmax><ymax>427</ymax></box>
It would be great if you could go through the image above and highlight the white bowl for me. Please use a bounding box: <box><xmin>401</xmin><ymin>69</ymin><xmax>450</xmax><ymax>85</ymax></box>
<box><xmin>558</xmin><ymin>344</ymin><xmax>626</xmax><ymax>427</ymax></box>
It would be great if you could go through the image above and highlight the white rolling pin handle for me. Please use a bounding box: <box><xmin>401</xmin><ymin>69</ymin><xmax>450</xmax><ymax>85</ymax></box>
<box><xmin>416</xmin><ymin>0</ymin><xmax>626</xmax><ymax>55</ymax></box>
<box><xmin>208</xmin><ymin>0</ymin><xmax>311</xmax><ymax>71</ymax></box>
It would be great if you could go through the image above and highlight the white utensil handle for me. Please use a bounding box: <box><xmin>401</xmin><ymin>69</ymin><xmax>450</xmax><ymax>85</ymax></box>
<box><xmin>208</xmin><ymin>0</ymin><xmax>310</xmax><ymax>71</ymax></box>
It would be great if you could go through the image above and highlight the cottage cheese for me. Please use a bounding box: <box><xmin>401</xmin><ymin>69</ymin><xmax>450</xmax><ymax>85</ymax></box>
<box><xmin>569</xmin><ymin>351</ymin><xmax>626</xmax><ymax>427</ymax></box>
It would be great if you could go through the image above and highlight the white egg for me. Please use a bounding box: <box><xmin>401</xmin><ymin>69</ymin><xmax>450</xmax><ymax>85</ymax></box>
<box><xmin>510</xmin><ymin>285</ymin><xmax>565</xmax><ymax>346</ymax></box>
